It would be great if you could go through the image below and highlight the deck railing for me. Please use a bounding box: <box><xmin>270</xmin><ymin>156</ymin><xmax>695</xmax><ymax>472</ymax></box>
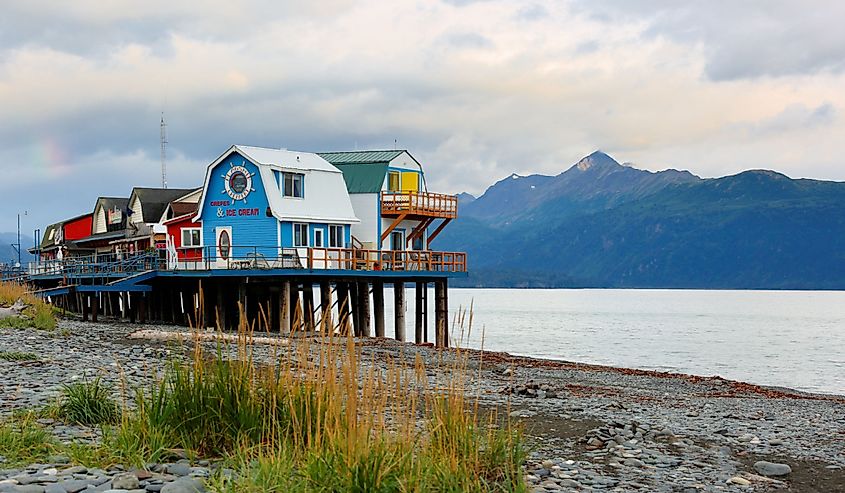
<box><xmin>381</xmin><ymin>191</ymin><xmax>458</xmax><ymax>218</ymax></box>
<box><xmin>26</xmin><ymin>246</ymin><xmax>468</xmax><ymax>278</ymax></box>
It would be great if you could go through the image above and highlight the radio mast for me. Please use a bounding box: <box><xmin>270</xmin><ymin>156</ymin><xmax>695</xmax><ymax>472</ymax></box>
<box><xmin>160</xmin><ymin>113</ymin><xmax>168</xmax><ymax>189</ymax></box>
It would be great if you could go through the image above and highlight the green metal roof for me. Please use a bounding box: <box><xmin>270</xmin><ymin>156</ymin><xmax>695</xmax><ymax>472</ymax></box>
<box><xmin>317</xmin><ymin>150</ymin><xmax>405</xmax><ymax>165</ymax></box>
<box><xmin>333</xmin><ymin>163</ymin><xmax>388</xmax><ymax>193</ymax></box>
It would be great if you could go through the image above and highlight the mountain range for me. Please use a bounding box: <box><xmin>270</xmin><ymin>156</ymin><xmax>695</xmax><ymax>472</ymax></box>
<box><xmin>438</xmin><ymin>151</ymin><xmax>845</xmax><ymax>289</ymax></box>
<box><xmin>0</xmin><ymin>233</ymin><xmax>35</xmax><ymax>267</ymax></box>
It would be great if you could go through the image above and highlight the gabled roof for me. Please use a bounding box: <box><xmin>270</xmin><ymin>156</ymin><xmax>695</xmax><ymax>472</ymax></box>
<box><xmin>40</xmin><ymin>222</ymin><xmax>63</xmax><ymax>249</ymax></box>
<box><xmin>170</xmin><ymin>201</ymin><xmax>198</xmax><ymax>217</ymax></box>
<box><xmin>330</xmin><ymin>163</ymin><xmax>389</xmax><ymax>193</ymax></box>
<box><xmin>95</xmin><ymin>197</ymin><xmax>129</xmax><ymax>213</ymax></box>
<box><xmin>317</xmin><ymin>150</ymin><xmax>406</xmax><ymax>165</ymax></box>
<box><xmin>130</xmin><ymin>187</ymin><xmax>198</xmax><ymax>223</ymax></box>
<box><xmin>237</xmin><ymin>146</ymin><xmax>343</xmax><ymax>173</ymax></box>
<box><xmin>195</xmin><ymin>145</ymin><xmax>359</xmax><ymax>224</ymax></box>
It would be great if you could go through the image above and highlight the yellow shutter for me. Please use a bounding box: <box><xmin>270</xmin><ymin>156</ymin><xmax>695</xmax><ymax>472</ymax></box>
<box><xmin>401</xmin><ymin>172</ymin><xmax>419</xmax><ymax>191</ymax></box>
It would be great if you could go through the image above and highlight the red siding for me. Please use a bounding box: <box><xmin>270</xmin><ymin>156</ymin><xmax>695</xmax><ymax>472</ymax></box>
<box><xmin>63</xmin><ymin>214</ymin><xmax>93</xmax><ymax>240</ymax></box>
<box><xmin>166</xmin><ymin>215</ymin><xmax>203</xmax><ymax>261</ymax></box>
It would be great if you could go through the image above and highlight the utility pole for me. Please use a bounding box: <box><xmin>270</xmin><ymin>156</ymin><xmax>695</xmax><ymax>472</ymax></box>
<box><xmin>160</xmin><ymin>113</ymin><xmax>168</xmax><ymax>189</ymax></box>
<box><xmin>11</xmin><ymin>211</ymin><xmax>26</xmax><ymax>268</ymax></box>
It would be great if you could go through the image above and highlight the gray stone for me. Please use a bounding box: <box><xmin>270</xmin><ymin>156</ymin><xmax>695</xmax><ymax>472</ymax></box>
<box><xmin>160</xmin><ymin>478</ymin><xmax>205</xmax><ymax>493</ymax></box>
<box><xmin>753</xmin><ymin>460</ymin><xmax>792</xmax><ymax>477</ymax></box>
<box><xmin>111</xmin><ymin>474</ymin><xmax>139</xmax><ymax>491</ymax></box>
<box><xmin>43</xmin><ymin>485</ymin><xmax>66</xmax><ymax>493</ymax></box>
<box><xmin>11</xmin><ymin>486</ymin><xmax>46</xmax><ymax>493</ymax></box>
<box><xmin>54</xmin><ymin>480</ymin><xmax>89</xmax><ymax>493</ymax></box>
<box><xmin>164</xmin><ymin>465</ymin><xmax>190</xmax><ymax>478</ymax></box>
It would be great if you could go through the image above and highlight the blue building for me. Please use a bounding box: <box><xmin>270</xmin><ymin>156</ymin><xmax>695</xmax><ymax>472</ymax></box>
<box><xmin>194</xmin><ymin>145</ymin><xmax>358</xmax><ymax>266</ymax></box>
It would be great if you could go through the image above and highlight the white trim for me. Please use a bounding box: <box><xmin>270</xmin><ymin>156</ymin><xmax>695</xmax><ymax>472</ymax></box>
<box><xmin>276</xmin><ymin>220</ymin><xmax>281</xmax><ymax>249</ymax></box>
<box><xmin>314</xmin><ymin>228</ymin><xmax>324</xmax><ymax>248</ymax></box>
<box><xmin>181</xmin><ymin>227</ymin><xmax>202</xmax><ymax>248</ymax></box>
<box><xmin>293</xmin><ymin>222</ymin><xmax>309</xmax><ymax>247</ymax></box>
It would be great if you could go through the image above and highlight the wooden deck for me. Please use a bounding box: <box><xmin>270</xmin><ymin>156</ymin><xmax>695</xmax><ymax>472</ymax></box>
<box><xmin>381</xmin><ymin>191</ymin><xmax>458</xmax><ymax>219</ymax></box>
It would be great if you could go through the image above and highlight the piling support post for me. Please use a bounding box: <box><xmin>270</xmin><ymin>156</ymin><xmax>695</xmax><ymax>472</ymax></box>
<box><xmin>373</xmin><ymin>281</ymin><xmax>384</xmax><ymax>337</ymax></box>
<box><xmin>415</xmin><ymin>282</ymin><xmax>426</xmax><ymax>344</ymax></box>
<box><xmin>281</xmin><ymin>281</ymin><xmax>291</xmax><ymax>334</ymax></box>
<box><xmin>358</xmin><ymin>281</ymin><xmax>371</xmax><ymax>337</ymax></box>
<box><xmin>319</xmin><ymin>281</ymin><xmax>332</xmax><ymax>333</ymax></box>
<box><xmin>82</xmin><ymin>294</ymin><xmax>89</xmax><ymax>322</ymax></box>
<box><xmin>238</xmin><ymin>282</ymin><xmax>247</xmax><ymax>328</ymax></box>
<box><xmin>303</xmin><ymin>283</ymin><xmax>315</xmax><ymax>332</ymax></box>
<box><xmin>337</xmin><ymin>282</ymin><xmax>351</xmax><ymax>335</ymax></box>
<box><xmin>91</xmin><ymin>293</ymin><xmax>99</xmax><ymax>323</ymax></box>
<box><xmin>291</xmin><ymin>282</ymin><xmax>302</xmax><ymax>333</ymax></box>
<box><xmin>435</xmin><ymin>280</ymin><xmax>448</xmax><ymax>348</ymax></box>
<box><xmin>350</xmin><ymin>282</ymin><xmax>361</xmax><ymax>336</ymax></box>
<box><xmin>394</xmin><ymin>281</ymin><xmax>405</xmax><ymax>342</ymax></box>
<box><xmin>138</xmin><ymin>294</ymin><xmax>146</xmax><ymax>324</ymax></box>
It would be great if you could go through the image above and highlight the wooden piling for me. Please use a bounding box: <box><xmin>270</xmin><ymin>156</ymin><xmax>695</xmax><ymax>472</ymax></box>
<box><xmin>319</xmin><ymin>281</ymin><xmax>332</xmax><ymax>333</ymax></box>
<box><xmin>82</xmin><ymin>293</ymin><xmax>89</xmax><ymax>322</ymax></box>
<box><xmin>337</xmin><ymin>282</ymin><xmax>351</xmax><ymax>335</ymax></box>
<box><xmin>373</xmin><ymin>280</ymin><xmax>384</xmax><ymax>337</ymax></box>
<box><xmin>303</xmin><ymin>283</ymin><xmax>315</xmax><ymax>332</ymax></box>
<box><xmin>350</xmin><ymin>282</ymin><xmax>361</xmax><ymax>336</ymax></box>
<box><xmin>358</xmin><ymin>281</ymin><xmax>371</xmax><ymax>337</ymax></box>
<box><xmin>216</xmin><ymin>286</ymin><xmax>226</xmax><ymax>330</ymax></box>
<box><xmin>415</xmin><ymin>282</ymin><xmax>426</xmax><ymax>344</ymax></box>
<box><xmin>281</xmin><ymin>281</ymin><xmax>291</xmax><ymax>334</ymax></box>
<box><xmin>394</xmin><ymin>281</ymin><xmax>405</xmax><ymax>342</ymax></box>
<box><xmin>91</xmin><ymin>293</ymin><xmax>99</xmax><ymax>322</ymax></box>
<box><xmin>138</xmin><ymin>294</ymin><xmax>146</xmax><ymax>324</ymax></box>
<box><xmin>435</xmin><ymin>280</ymin><xmax>448</xmax><ymax>348</ymax></box>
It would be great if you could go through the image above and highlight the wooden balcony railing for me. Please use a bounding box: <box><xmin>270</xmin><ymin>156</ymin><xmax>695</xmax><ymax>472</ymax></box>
<box><xmin>27</xmin><ymin>247</ymin><xmax>468</xmax><ymax>277</ymax></box>
<box><xmin>381</xmin><ymin>191</ymin><xmax>458</xmax><ymax>218</ymax></box>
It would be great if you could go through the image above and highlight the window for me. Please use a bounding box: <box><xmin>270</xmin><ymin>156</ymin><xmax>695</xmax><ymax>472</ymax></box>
<box><xmin>283</xmin><ymin>173</ymin><xmax>304</xmax><ymax>198</ymax></box>
<box><xmin>181</xmin><ymin>228</ymin><xmax>201</xmax><ymax>247</ymax></box>
<box><xmin>314</xmin><ymin>229</ymin><xmax>324</xmax><ymax>248</ymax></box>
<box><xmin>390</xmin><ymin>231</ymin><xmax>405</xmax><ymax>251</ymax></box>
<box><xmin>293</xmin><ymin>223</ymin><xmax>309</xmax><ymax>247</ymax></box>
<box><xmin>328</xmin><ymin>225</ymin><xmax>344</xmax><ymax>248</ymax></box>
<box><xmin>387</xmin><ymin>171</ymin><xmax>400</xmax><ymax>191</ymax></box>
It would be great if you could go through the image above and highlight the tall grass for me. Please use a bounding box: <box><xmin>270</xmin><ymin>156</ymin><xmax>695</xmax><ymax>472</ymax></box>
<box><xmin>109</xmin><ymin>302</ymin><xmax>525</xmax><ymax>492</ymax></box>
<box><xmin>57</xmin><ymin>377</ymin><xmax>120</xmax><ymax>426</ymax></box>
<box><xmin>0</xmin><ymin>412</ymin><xmax>53</xmax><ymax>466</ymax></box>
<box><xmin>0</xmin><ymin>281</ymin><xmax>57</xmax><ymax>330</ymax></box>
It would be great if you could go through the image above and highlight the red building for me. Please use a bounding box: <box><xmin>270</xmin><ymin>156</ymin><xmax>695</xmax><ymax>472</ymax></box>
<box><xmin>62</xmin><ymin>213</ymin><xmax>93</xmax><ymax>242</ymax></box>
<box><xmin>163</xmin><ymin>204</ymin><xmax>202</xmax><ymax>261</ymax></box>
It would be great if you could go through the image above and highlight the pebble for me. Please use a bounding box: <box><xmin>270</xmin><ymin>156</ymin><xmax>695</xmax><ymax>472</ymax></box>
<box><xmin>753</xmin><ymin>460</ymin><xmax>792</xmax><ymax>477</ymax></box>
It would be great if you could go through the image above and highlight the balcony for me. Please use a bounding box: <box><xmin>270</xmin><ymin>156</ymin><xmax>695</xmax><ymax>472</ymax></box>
<box><xmin>381</xmin><ymin>191</ymin><xmax>457</xmax><ymax>219</ymax></box>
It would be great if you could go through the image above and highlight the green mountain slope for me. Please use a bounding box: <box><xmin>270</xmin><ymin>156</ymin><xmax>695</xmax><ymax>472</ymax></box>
<box><xmin>439</xmin><ymin>154</ymin><xmax>845</xmax><ymax>289</ymax></box>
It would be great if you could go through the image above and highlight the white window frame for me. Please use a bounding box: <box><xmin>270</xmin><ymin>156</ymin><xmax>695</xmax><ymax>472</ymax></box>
<box><xmin>181</xmin><ymin>227</ymin><xmax>202</xmax><ymax>248</ymax></box>
<box><xmin>293</xmin><ymin>223</ymin><xmax>309</xmax><ymax>247</ymax></box>
<box><xmin>313</xmin><ymin>228</ymin><xmax>324</xmax><ymax>248</ymax></box>
<box><xmin>283</xmin><ymin>172</ymin><xmax>305</xmax><ymax>198</ymax></box>
<box><xmin>328</xmin><ymin>225</ymin><xmax>344</xmax><ymax>248</ymax></box>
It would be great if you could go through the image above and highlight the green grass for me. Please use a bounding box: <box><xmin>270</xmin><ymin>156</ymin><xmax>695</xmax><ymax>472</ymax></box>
<box><xmin>0</xmin><ymin>281</ymin><xmax>58</xmax><ymax>330</ymax></box>
<box><xmin>0</xmin><ymin>412</ymin><xmax>53</xmax><ymax>466</ymax></box>
<box><xmin>56</xmin><ymin>377</ymin><xmax>120</xmax><ymax>426</ymax></box>
<box><xmin>0</xmin><ymin>351</ymin><xmax>38</xmax><ymax>361</ymax></box>
<box><xmin>104</xmin><ymin>304</ymin><xmax>526</xmax><ymax>492</ymax></box>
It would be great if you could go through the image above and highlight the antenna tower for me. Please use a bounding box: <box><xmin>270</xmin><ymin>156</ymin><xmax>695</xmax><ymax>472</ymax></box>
<box><xmin>160</xmin><ymin>113</ymin><xmax>168</xmax><ymax>189</ymax></box>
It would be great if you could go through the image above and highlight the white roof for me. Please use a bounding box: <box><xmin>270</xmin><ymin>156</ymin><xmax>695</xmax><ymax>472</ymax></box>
<box><xmin>235</xmin><ymin>145</ymin><xmax>342</xmax><ymax>174</ymax></box>
<box><xmin>195</xmin><ymin>145</ymin><xmax>359</xmax><ymax>224</ymax></box>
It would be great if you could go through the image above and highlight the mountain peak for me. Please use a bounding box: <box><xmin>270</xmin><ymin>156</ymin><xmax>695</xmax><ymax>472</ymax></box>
<box><xmin>574</xmin><ymin>150</ymin><xmax>621</xmax><ymax>172</ymax></box>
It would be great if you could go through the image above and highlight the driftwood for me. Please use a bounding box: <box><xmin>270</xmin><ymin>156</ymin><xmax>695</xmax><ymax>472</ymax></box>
<box><xmin>0</xmin><ymin>298</ymin><xmax>28</xmax><ymax>320</ymax></box>
<box><xmin>128</xmin><ymin>329</ymin><xmax>290</xmax><ymax>347</ymax></box>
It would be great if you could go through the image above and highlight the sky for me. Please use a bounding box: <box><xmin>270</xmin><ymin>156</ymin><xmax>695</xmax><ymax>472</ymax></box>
<box><xmin>2</xmin><ymin>0</ymin><xmax>845</xmax><ymax>233</ymax></box>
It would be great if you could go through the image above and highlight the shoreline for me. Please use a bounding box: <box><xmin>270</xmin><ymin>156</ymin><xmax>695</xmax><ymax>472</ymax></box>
<box><xmin>2</xmin><ymin>318</ymin><xmax>844</xmax><ymax>492</ymax></box>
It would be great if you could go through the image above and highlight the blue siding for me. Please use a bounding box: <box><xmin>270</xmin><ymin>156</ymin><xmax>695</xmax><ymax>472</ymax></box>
<box><xmin>201</xmin><ymin>152</ymin><xmax>278</xmax><ymax>258</ymax></box>
<box><xmin>279</xmin><ymin>221</ymin><xmax>351</xmax><ymax>248</ymax></box>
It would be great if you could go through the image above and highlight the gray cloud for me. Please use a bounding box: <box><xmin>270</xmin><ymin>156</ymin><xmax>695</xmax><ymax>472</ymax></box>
<box><xmin>1</xmin><ymin>0</ymin><xmax>845</xmax><ymax>232</ymax></box>
<box><xmin>573</xmin><ymin>0</ymin><xmax>845</xmax><ymax>80</ymax></box>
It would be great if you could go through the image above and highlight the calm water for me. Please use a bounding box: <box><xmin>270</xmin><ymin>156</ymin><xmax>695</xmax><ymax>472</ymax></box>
<box><xmin>379</xmin><ymin>288</ymin><xmax>845</xmax><ymax>395</ymax></box>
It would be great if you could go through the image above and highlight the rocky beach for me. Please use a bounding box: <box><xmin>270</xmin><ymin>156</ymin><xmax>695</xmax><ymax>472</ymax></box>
<box><xmin>1</xmin><ymin>318</ymin><xmax>843</xmax><ymax>493</ymax></box>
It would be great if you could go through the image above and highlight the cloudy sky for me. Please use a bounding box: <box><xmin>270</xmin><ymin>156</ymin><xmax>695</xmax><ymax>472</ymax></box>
<box><xmin>2</xmin><ymin>0</ymin><xmax>844</xmax><ymax>232</ymax></box>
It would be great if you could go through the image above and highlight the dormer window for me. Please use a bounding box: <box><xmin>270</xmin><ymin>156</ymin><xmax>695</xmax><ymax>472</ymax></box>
<box><xmin>283</xmin><ymin>173</ymin><xmax>304</xmax><ymax>198</ymax></box>
<box><xmin>387</xmin><ymin>171</ymin><xmax>400</xmax><ymax>191</ymax></box>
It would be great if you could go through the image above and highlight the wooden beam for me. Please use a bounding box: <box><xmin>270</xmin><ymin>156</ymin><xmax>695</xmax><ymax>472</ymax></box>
<box><xmin>380</xmin><ymin>213</ymin><xmax>408</xmax><ymax>243</ymax></box>
<box><xmin>358</xmin><ymin>281</ymin><xmax>371</xmax><ymax>337</ymax></box>
<box><xmin>415</xmin><ymin>282</ymin><xmax>425</xmax><ymax>344</ymax></box>
<box><xmin>435</xmin><ymin>280</ymin><xmax>448</xmax><ymax>348</ymax></box>
<box><xmin>426</xmin><ymin>218</ymin><xmax>452</xmax><ymax>245</ymax></box>
<box><xmin>394</xmin><ymin>282</ymin><xmax>405</xmax><ymax>342</ymax></box>
<box><xmin>373</xmin><ymin>280</ymin><xmax>385</xmax><ymax>337</ymax></box>
<box><xmin>406</xmin><ymin>217</ymin><xmax>434</xmax><ymax>246</ymax></box>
